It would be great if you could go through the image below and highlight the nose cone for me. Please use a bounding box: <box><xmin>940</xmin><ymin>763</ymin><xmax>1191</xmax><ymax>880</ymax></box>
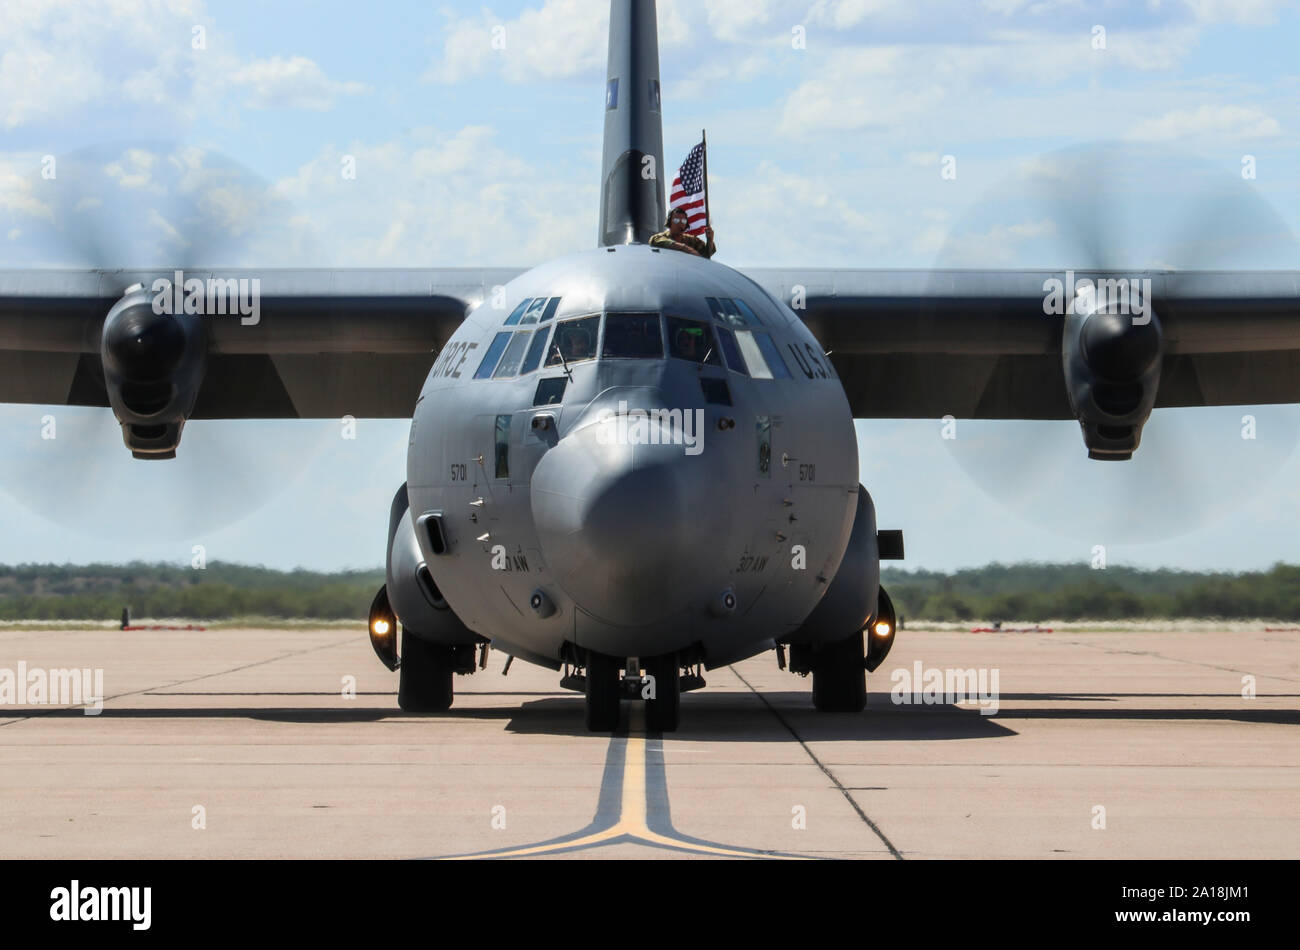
<box><xmin>531</xmin><ymin>405</ymin><xmax>719</xmax><ymax>627</ymax></box>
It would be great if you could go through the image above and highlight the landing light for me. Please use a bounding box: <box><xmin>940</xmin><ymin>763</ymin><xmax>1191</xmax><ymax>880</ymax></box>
<box><xmin>873</xmin><ymin>621</ymin><xmax>892</xmax><ymax>638</ymax></box>
<box><xmin>367</xmin><ymin>585</ymin><xmax>401</xmax><ymax>671</ymax></box>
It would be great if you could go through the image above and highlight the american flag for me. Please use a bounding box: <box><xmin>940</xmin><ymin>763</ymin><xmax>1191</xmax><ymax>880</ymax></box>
<box><xmin>669</xmin><ymin>141</ymin><xmax>708</xmax><ymax>237</ymax></box>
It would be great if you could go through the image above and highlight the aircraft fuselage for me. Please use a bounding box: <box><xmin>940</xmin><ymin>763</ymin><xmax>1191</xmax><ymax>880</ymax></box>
<box><xmin>405</xmin><ymin>244</ymin><xmax>860</xmax><ymax>670</ymax></box>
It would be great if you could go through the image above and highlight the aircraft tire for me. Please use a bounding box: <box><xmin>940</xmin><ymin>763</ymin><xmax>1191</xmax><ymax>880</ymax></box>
<box><xmin>812</xmin><ymin>630</ymin><xmax>866</xmax><ymax>712</ymax></box>
<box><xmin>398</xmin><ymin>628</ymin><xmax>454</xmax><ymax>712</ymax></box>
<box><xmin>644</xmin><ymin>652</ymin><xmax>680</xmax><ymax>732</ymax></box>
<box><xmin>585</xmin><ymin>651</ymin><xmax>622</xmax><ymax>731</ymax></box>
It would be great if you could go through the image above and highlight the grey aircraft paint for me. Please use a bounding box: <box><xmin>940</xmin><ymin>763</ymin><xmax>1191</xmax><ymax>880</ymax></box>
<box><xmin>404</xmin><ymin>244</ymin><xmax>859</xmax><ymax>670</ymax></box>
<box><xmin>3</xmin><ymin>0</ymin><xmax>1300</xmax><ymax>727</ymax></box>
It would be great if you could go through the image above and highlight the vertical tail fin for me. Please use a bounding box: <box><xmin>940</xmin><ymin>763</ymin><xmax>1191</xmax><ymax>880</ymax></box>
<box><xmin>598</xmin><ymin>0</ymin><xmax>665</xmax><ymax>247</ymax></box>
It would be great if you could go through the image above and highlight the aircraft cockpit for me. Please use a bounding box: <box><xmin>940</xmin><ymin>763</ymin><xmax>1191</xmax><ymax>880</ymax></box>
<box><xmin>472</xmin><ymin>295</ymin><xmax>794</xmax><ymax>387</ymax></box>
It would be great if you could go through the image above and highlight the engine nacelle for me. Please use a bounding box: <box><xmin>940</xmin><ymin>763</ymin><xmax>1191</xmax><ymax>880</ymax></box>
<box><xmin>101</xmin><ymin>284</ymin><xmax>207</xmax><ymax>459</ymax></box>
<box><xmin>1061</xmin><ymin>279</ymin><xmax>1164</xmax><ymax>460</ymax></box>
<box><xmin>385</xmin><ymin>483</ymin><xmax>478</xmax><ymax>646</ymax></box>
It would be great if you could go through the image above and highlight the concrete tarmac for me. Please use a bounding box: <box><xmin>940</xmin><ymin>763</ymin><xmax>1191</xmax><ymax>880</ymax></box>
<box><xmin>1</xmin><ymin>626</ymin><xmax>1297</xmax><ymax>859</ymax></box>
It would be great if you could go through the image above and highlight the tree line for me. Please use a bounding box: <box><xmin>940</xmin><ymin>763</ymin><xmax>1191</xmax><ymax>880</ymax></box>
<box><xmin>881</xmin><ymin>562</ymin><xmax>1300</xmax><ymax>621</ymax></box>
<box><xmin>0</xmin><ymin>561</ymin><xmax>1295</xmax><ymax>621</ymax></box>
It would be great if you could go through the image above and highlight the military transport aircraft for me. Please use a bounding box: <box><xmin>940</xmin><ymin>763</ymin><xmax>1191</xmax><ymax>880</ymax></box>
<box><xmin>2</xmin><ymin>0</ymin><xmax>1299</xmax><ymax>731</ymax></box>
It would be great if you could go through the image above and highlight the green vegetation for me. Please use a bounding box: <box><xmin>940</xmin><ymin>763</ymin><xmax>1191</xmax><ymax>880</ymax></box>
<box><xmin>0</xmin><ymin>562</ymin><xmax>383</xmax><ymax>621</ymax></box>
<box><xmin>881</xmin><ymin>562</ymin><xmax>1300</xmax><ymax>622</ymax></box>
<box><xmin>0</xmin><ymin>561</ymin><xmax>1295</xmax><ymax>622</ymax></box>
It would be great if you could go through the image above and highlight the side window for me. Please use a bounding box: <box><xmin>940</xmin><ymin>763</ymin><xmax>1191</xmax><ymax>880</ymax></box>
<box><xmin>545</xmin><ymin>316</ymin><xmax>600</xmax><ymax>366</ymax></box>
<box><xmin>752</xmin><ymin>331</ymin><xmax>793</xmax><ymax>379</ymax></box>
<box><xmin>603</xmin><ymin>312</ymin><xmax>664</xmax><ymax>358</ymax></box>
<box><xmin>735</xmin><ymin>330</ymin><xmax>772</xmax><ymax>379</ymax></box>
<box><xmin>715</xmin><ymin>326</ymin><xmax>749</xmax><ymax>375</ymax></box>
<box><xmin>473</xmin><ymin>332</ymin><xmax>512</xmax><ymax>379</ymax></box>
<box><xmin>493</xmin><ymin>330</ymin><xmax>533</xmax><ymax>378</ymax></box>
<box><xmin>494</xmin><ymin>414</ymin><xmax>511</xmax><ymax>479</ymax></box>
<box><xmin>534</xmin><ymin>377</ymin><xmax>567</xmax><ymax>406</ymax></box>
<box><xmin>699</xmin><ymin>377</ymin><xmax>731</xmax><ymax>406</ymax></box>
<box><xmin>666</xmin><ymin>317</ymin><xmax>721</xmax><ymax>365</ymax></box>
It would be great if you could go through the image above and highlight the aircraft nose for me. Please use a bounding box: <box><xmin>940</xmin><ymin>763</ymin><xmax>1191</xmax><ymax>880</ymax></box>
<box><xmin>531</xmin><ymin>402</ymin><xmax>717</xmax><ymax>627</ymax></box>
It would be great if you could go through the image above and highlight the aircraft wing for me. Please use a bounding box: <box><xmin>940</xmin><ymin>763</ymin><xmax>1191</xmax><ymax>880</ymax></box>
<box><xmin>744</xmin><ymin>268</ymin><xmax>1300</xmax><ymax>420</ymax></box>
<box><xmin>0</xmin><ymin>268</ymin><xmax>522</xmax><ymax>418</ymax></box>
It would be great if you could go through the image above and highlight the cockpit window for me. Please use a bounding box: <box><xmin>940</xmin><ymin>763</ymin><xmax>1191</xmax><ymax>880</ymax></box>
<box><xmin>473</xmin><ymin>332</ymin><xmax>512</xmax><ymax>379</ymax></box>
<box><xmin>505</xmin><ymin>296</ymin><xmax>561</xmax><ymax>326</ymax></box>
<box><xmin>602</xmin><ymin>312</ymin><xmax>663</xmax><ymax>359</ymax></box>
<box><xmin>504</xmin><ymin>299</ymin><xmax>532</xmax><ymax>326</ymax></box>
<box><xmin>749</xmin><ymin>331</ymin><xmax>793</xmax><ymax>379</ymax></box>
<box><xmin>733</xmin><ymin>298</ymin><xmax>762</xmax><ymax>326</ymax></box>
<box><xmin>707</xmin><ymin>297</ymin><xmax>751</xmax><ymax>328</ymax></box>
<box><xmin>519</xmin><ymin>297</ymin><xmax>549</xmax><ymax>324</ymax></box>
<box><xmin>667</xmin><ymin>317</ymin><xmax>721</xmax><ymax>365</ymax></box>
<box><xmin>493</xmin><ymin>330</ymin><xmax>533</xmax><ymax>378</ymax></box>
<box><xmin>714</xmin><ymin>326</ymin><xmax>749</xmax><ymax>376</ymax></box>
<box><xmin>545</xmin><ymin>315</ymin><xmax>599</xmax><ymax>367</ymax></box>
<box><xmin>520</xmin><ymin>325</ymin><xmax>551</xmax><ymax>375</ymax></box>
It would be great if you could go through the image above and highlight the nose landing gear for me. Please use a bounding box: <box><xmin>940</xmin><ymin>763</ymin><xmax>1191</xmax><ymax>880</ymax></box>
<box><xmin>585</xmin><ymin>652</ymin><xmax>622</xmax><ymax>731</ymax></box>
<box><xmin>643</xmin><ymin>652</ymin><xmax>680</xmax><ymax>733</ymax></box>
<box><xmin>580</xmin><ymin>651</ymin><xmax>683</xmax><ymax>732</ymax></box>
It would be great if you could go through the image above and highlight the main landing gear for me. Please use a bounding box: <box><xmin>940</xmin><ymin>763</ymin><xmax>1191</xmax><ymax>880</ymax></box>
<box><xmin>398</xmin><ymin>630</ymin><xmax>482</xmax><ymax>712</ymax></box>
<box><xmin>811</xmin><ymin>630</ymin><xmax>867</xmax><ymax>712</ymax></box>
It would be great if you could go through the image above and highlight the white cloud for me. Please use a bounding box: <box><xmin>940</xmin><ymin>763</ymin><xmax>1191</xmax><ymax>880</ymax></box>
<box><xmin>1180</xmin><ymin>0</ymin><xmax>1286</xmax><ymax>24</ymax></box>
<box><xmin>146</xmin><ymin>208</ymin><xmax>188</xmax><ymax>250</ymax></box>
<box><xmin>704</xmin><ymin>0</ymin><xmax>772</xmax><ymax>41</ymax></box>
<box><xmin>1125</xmin><ymin>104</ymin><xmax>1282</xmax><ymax>142</ymax></box>
<box><xmin>0</xmin><ymin>2</ymin><xmax>369</xmax><ymax>127</ymax></box>
<box><xmin>0</xmin><ymin>0</ymin><xmax>204</xmax><ymax>129</ymax></box>
<box><xmin>228</xmin><ymin>55</ymin><xmax>369</xmax><ymax>111</ymax></box>
<box><xmin>269</xmin><ymin>126</ymin><xmax>594</xmax><ymax>267</ymax></box>
<box><xmin>0</xmin><ymin>158</ymin><xmax>53</xmax><ymax>222</ymax></box>
<box><xmin>428</xmin><ymin>0</ymin><xmax>610</xmax><ymax>83</ymax></box>
<box><xmin>929</xmin><ymin>218</ymin><xmax>1057</xmax><ymax>265</ymax></box>
<box><xmin>103</xmin><ymin>149</ymin><xmax>158</xmax><ymax>190</ymax></box>
<box><xmin>904</xmin><ymin>150</ymin><xmax>942</xmax><ymax>167</ymax></box>
<box><xmin>809</xmin><ymin>0</ymin><xmax>914</xmax><ymax>29</ymax></box>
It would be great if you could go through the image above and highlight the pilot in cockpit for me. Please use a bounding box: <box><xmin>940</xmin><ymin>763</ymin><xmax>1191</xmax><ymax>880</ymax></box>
<box><xmin>675</xmin><ymin>326</ymin><xmax>702</xmax><ymax>359</ymax></box>
<box><xmin>560</xmin><ymin>325</ymin><xmax>593</xmax><ymax>361</ymax></box>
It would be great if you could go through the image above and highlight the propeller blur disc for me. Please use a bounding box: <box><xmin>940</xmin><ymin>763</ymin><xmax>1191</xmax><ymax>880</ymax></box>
<box><xmin>930</xmin><ymin>143</ymin><xmax>1300</xmax><ymax>545</ymax></box>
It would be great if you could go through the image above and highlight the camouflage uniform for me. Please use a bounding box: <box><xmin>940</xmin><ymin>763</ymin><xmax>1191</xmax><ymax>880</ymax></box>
<box><xmin>650</xmin><ymin>229</ymin><xmax>716</xmax><ymax>259</ymax></box>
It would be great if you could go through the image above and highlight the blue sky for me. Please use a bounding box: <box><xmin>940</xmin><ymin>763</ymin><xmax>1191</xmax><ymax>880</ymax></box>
<box><xmin>1</xmin><ymin>0</ymin><xmax>1299</xmax><ymax>571</ymax></box>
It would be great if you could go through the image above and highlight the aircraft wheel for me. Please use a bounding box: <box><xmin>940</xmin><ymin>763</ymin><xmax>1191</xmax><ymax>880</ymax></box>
<box><xmin>585</xmin><ymin>652</ymin><xmax>622</xmax><ymax>731</ymax></box>
<box><xmin>811</xmin><ymin>630</ymin><xmax>866</xmax><ymax>712</ymax></box>
<box><xmin>644</xmin><ymin>652</ymin><xmax>681</xmax><ymax>732</ymax></box>
<box><xmin>398</xmin><ymin>629</ymin><xmax>454</xmax><ymax>712</ymax></box>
